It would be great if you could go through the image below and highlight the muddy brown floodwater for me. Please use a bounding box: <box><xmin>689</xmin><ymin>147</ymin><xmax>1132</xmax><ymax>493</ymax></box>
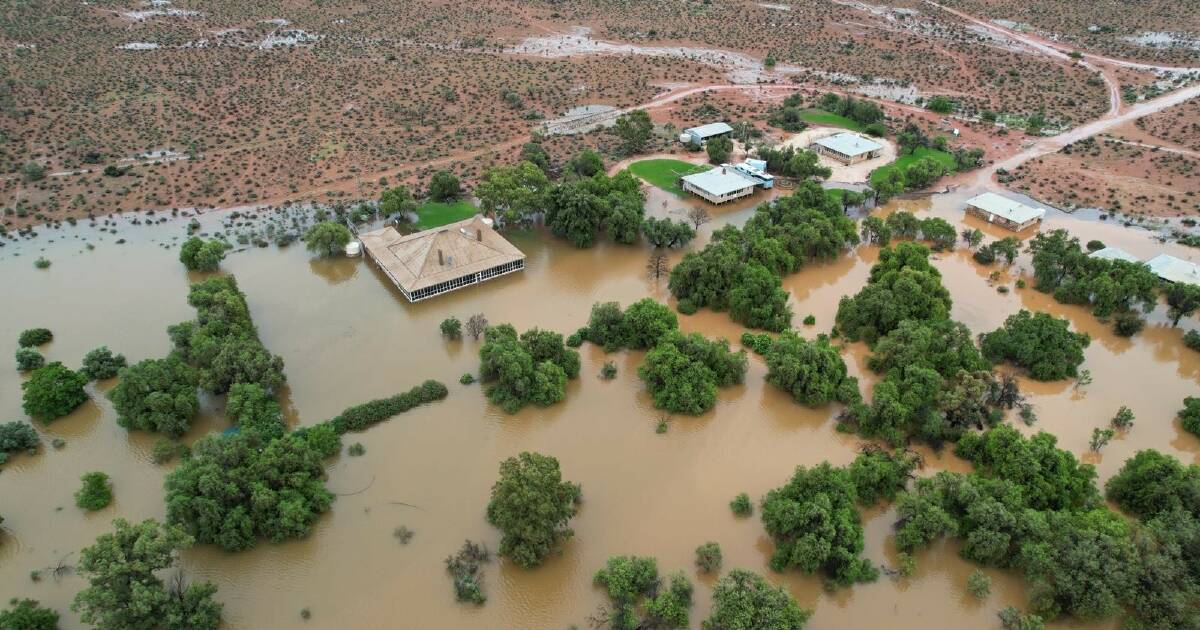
<box><xmin>2</xmin><ymin>184</ymin><xmax>1198</xmax><ymax>629</ymax></box>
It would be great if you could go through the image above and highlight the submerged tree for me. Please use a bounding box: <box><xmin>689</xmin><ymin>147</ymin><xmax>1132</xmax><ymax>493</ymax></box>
<box><xmin>706</xmin><ymin>569</ymin><xmax>811</xmax><ymax>630</ymax></box>
<box><xmin>486</xmin><ymin>452</ymin><xmax>581</xmax><ymax>569</ymax></box>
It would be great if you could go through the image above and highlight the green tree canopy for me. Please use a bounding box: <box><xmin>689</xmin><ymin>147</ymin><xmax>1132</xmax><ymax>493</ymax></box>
<box><xmin>486</xmin><ymin>452</ymin><xmax>581</xmax><ymax>569</ymax></box>
<box><xmin>302</xmin><ymin>221</ymin><xmax>352</xmax><ymax>257</ymax></box>
<box><xmin>0</xmin><ymin>599</ymin><xmax>58</xmax><ymax>630</ymax></box>
<box><xmin>638</xmin><ymin>331</ymin><xmax>747</xmax><ymax>415</ymax></box>
<box><xmin>705</xmin><ymin>569</ymin><xmax>811</xmax><ymax>630</ymax></box>
<box><xmin>706</xmin><ymin>135</ymin><xmax>734</xmax><ymax>163</ymax></box>
<box><xmin>641</xmin><ymin>217</ymin><xmax>695</xmax><ymax>249</ymax></box>
<box><xmin>428</xmin><ymin>171</ymin><xmax>462</xmax><ymax>202</ymax></box>
<box><xmin>1105</xmin><ymin>449</ymin><xmax>1200</xmax><ymax>521</ymax></box>
<box><xmin>614</xmin><ymin>109</ymin><xmax>654</xmax><ymax>155</ymax></box>
<box><xmin>72</xmin><ymin>518</ymin><xmax>222</xmax><ymax>630</ymax></box>
<box><xmin>81</xmin><ymin>346</ymin><xmax>127</xmax><ymax>380</ymax></box>
<box><xmin>545</xmin><ymin>171</ymin><xmax>644</xmax><ymax>247</ymax></box>
<box><xmin>108</xmin><ymin>355</ymin><xmax>199</xmax><ymax>438</ymax></box>
<box><xmin>178</xmin><ymin>237</ymin><xmax>228</xmax><ymax>272</ymax></box>
<box><xmin>479</xmin><ymin>324</ymin><xmax>579</xmax><ymax>413</ymax></box>
<box><xmin>835</xmin><ymin>242</ymin><xmax>952</xmax><ymax>345</ymax></box>
<box><xmin>379</xmin><ymin>185</ymin><xmax>418</xmax><ymax>217</ymax></box>
<box><xmin>22</xmin><ymin>362</ymin><xmax>88</xmax><ymax>423</ymax></box>
<box><xmin>763</xmin><ymin>332</ymin><xmax>860</xmax><ymax>407</ymax></box>
<box><xmin>593</xmin><ymin>556</ymin><xmax>692</xmax><ymax>630</ymax></box>
<box><xmin>730</xmin><ymin>263</ymin><xmax>793</xmax><ymax>332</ymax></box>
<box><xmin>585</xmin><ymin>298</ymin><xmax>679</xmax><ymax>352</ymax></box>
<box><xmin>980</xmin><ymin>310</ymin><xmax>1090</xmax><ymax>381</ymax></box>
<box><xmin>476</xmin><ymin>161</ymin><xmax>551</xmax><ymax>225</ymax></box>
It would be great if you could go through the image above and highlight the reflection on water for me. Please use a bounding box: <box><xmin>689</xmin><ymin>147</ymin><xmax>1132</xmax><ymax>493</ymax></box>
<box><xmin>1</xmin><ymin>187</ymin><xmax>1193</xmax><ymax>629</ymax></box>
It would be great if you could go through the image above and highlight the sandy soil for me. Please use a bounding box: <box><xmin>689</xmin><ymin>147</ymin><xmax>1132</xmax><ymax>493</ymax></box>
<box><xmin>779</xmin><ymin>128</ymin><xmax>898</xmax><ymax>184</ymax></box>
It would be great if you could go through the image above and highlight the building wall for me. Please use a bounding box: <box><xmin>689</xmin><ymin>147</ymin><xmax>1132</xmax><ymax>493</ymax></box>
<box><xmin>965</xmin><ymin>205</ymin><xmax>1040</xmax><ymax>232</ymax></box>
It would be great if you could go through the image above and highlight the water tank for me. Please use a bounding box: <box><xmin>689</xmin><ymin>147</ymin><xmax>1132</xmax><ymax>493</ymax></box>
<box><xmin>344</xmin><ymin>241</ymin><xmax>362</xmax><ymax>257</ymax></box>
<box><xmin>678</xmin><ymin>132</ymin><xmax>693</xmax><ymax>145</ymax></box>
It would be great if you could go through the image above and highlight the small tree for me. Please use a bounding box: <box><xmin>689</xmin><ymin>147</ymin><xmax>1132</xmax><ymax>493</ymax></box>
<box><xmin>0</xmin><ymin>421</ymin><xmax>40</xmax><ymax>464</ymax></box>
<box><xmin>706</xmin><ymin>570</ymin><xmax>810</xmax><ymax>630</ymax></box>
<box><xmin>465</xmin><ymin>314</ymin><xmax>489</xmax><ymax>340</ymax></box>
<box><xmin>706</xmin><ymin>135</ymin><xmax>734</xmax><ymax>163</ymax></box>
<box><xmin>303</xmin><ymin>221</ymin><xmax>352</xmax><ymax>257</ymax></box>
<box><xmin>614</xmin><ymin>109</ymin><xmax>654</xmax><ymax>155</ymax></box>
<box><xmin>566</xmin><ymin>150</ymin><xmax>605</xmax><ymax>177</ymax></box>
<box><xmin>486</xmin><ymin>452</ymin><xmax>581</xmax><ymax>569</ymax></box>
<box><xmin>179</xmin><ymin>237</ymin><xmax>228</xmax><ymax>272</ymax></box>
<box><xmin>22</xmin><ymin>362</ymin><xmax>88</xmax><ymax>423</ymax></box>
<box><xmin>1166</xmin><ymin>283</ymin><xmax>1200</xmax><ymax>326</ymax></box>
<box><xmin>730</xmin><ymin>492</ymin><xmax>752</xmax><ymax>517</ymax></box>
<box><xmin>107</xmin><ymin>355</ymin><xmax>199</xmax><ymax>438</ymax></box>
<box><xmin>646</xmin><ymin>250</ymin><xmax>669</xmax><ymax>282</ymax></box>
<box><xmin>75</xmin><ymin>471</ymin><xmax>113</xmax><ymax>511</ymax></box>
<box><xmin>440</xmin><ymin>317</ymin><xmax>463</xmax><ymax>340</ymax></box>
<box><xmin>17</xmin><ymin>328</ymin><xmax>53</xmax><ymax>347</ymax></box>
<box><xmin>428</xmin><ymin>171</ymin><xmax>462</xmax><ymax>202</ymax></box>
<box><xmin>1089</xmin><ymin>427</ymin><xmax>1114</xmax><ymax>452</ymax></box>
<box><xmin>1111</xmin><ymin>406</ymin><xmax>1134</xmax><ymax>430</ymax></box>
<box><xmin>966</xmin><ymin>570</ymin><xmax>991</xmax><ymax>599</ymax></box>
<box><xmin>686</xmin><ymin>206</ymin><xmax>710</xmax><ymax>230</ymax></box>
<box><xmin>379</xmin><ymin>185</ymin><xmax>418</xmax><ymax>218</ymax></box>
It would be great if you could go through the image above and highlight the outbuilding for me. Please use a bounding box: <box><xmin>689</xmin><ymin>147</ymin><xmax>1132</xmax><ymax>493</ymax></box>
<box><xmin>1146</xmin><ymin>253</ymin><xmax>1200</xmax><ymax>285</ymax></box>
<box><xmin>964</xmin><ymin>192</ymin><xmax>1046</xmax><ymax>232</ymax></box>
<box><xmin>359</xmin><ymin>214</ymin><xmax>525</xmax><ymax>302</ymax></box>
<box><xmin>811</xmin><ymin>132</ymin><xmax>883</xmax><ymax>165</ymax></box>
<box><xmin>679</xmin><ymin>122</ymin><xmax>733</xmax><ymax>146</ymax></box>
<box><xmin>680</xmin><ymin>166</ymin><xmax>757</xmax><ymax>204</ymax></box>
<box><xmin>1089</xmin><ymin>246</ymin><xmax>1141</xmax><ymax>264</ymax></box>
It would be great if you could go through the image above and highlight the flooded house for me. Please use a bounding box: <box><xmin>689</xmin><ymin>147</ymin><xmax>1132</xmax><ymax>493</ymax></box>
<box><xmin>1147</xmin><ymin>253</ymin><xmax>1200</xmax><ymax>284</ymax></box>
<box><xmin>964</xmin><ymin>192</ymin><xmax>1046</xmax><ymax>232</ymax></box>
<box><xmin>680</xmin><ymin>164</ymin><xmax>760</xmax><ymax>204</ymax></box>
<box><xmin>810</xmin><ymin>132</ymin><xmax>884</xmax><ymax>165</ymax></box>
<box><xmin>359</xmin><ymin>215</ymin><xmax>525</xmax><ymax>302</ymax></box>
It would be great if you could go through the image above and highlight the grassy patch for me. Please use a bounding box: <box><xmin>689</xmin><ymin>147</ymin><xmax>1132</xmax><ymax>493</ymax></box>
<box><xmin>869</xmin><ymin>147</ymin><xmax>957</xmax><ymax>188</ymax></box>
<box><xmin>627</xmin><ymin>159</ymin><xmax>710</xmax><ymax>196</ymax></box>
<box><xmin>414</xmin><ymin>200</ymin><xmax>477</xmax><ymax>230</ymax></box>
<box><xmin>799</xmin><ymin>109</ymin><xmax>866</xmax><ymax>132</ymax></box>
<box><xmin>825</xmin><ymin>188</ymin><xmax>846</xmax><ymax>204</ymax></box>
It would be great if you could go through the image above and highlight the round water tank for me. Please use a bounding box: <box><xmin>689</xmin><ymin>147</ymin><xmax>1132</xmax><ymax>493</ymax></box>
<box><xmin>344</xmin><ymin>241</ymin><xmax>362</xmax><ymax>257</ymax></box>
<box><xmin>678</xmin><ymin>133</ymin><xmax>692</xmax><ymax>144</ymax></box>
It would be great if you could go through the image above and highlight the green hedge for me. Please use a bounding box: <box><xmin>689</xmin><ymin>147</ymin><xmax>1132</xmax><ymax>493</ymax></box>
<box><xmin>329</xmin><ymin>380</ymin><xmax>448</xmax><ymax>434</ymax></box>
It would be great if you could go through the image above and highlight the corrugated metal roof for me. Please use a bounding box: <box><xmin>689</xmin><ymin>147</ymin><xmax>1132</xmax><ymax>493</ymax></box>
<box><xmin>681</xmin><ymin>167</ymin><xmax>756</xmax><ymax>196</ymax></box>
<box><xmin>684</xmin><ymin>122</ymin><xmax>733</xmax><ymax>139</ymax></box>
<box><xmin>965</xmin><ymin>192</ymin><xmax>1046</xmax><ymax>225</ymax></box>
<box><xmin>360</xmin><ymin>215</ymin><xmax>525</xmax><ymax>292</ymax></box>
<box><xmin>1147</xmin><ymin>253</ymin><xmax>1200</xmax><ymax>284</ymax></box>
<box><xmin>1089</xmin><ymin>247</ymin><xmax>1141</xmax><ymax>264</ymax></box>
<box><xmin>814</xmin><ymin>132</ymin><xmax>883</xmax><ymax>157</ymax></box>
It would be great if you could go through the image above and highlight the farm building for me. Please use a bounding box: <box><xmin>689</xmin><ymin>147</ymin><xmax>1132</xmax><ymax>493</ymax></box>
<box><xmin>964</xmin><ymin>192</ymin><xmax>1046</xmax><ymax>232</ymax></box>
<box><xmin>1146</xmin><ymin>253</ymin><xmax>1200</xmax><ymax>284</ymax></box>
<box><xmin>680</xmin><ymin>165</ymin><xmax>758</xmax><ymax>204</ymax></box>
<box><xmin>359</xmin><ymin>215</ymin><xmax>525</xmax><ymax>303</ymax></box>
<box><xmin>679</xmin><ymin>122</ymin><xmax>733</xmax><ymax>146</ymax></box>
<box><xmin>811</xmin><ymin>132</ymin><xmax>883</xmax><ymax>164</ymax></box>
<box><xmin>1089</xmin><ymin>246</ymin><xmax>1141</xmax><ymax>264</ymax></box>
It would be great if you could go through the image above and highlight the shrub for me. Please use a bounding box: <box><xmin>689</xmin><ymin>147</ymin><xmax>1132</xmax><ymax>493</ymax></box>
<box><xmin>594</xmin><ymin>556</ymin><xmax>692</xmax><ymax>630</ymax></box>
<box><xmin>460</xmin><ymin>373</ymin><xmax>475</xmax><ymax>385</ymax></box>
<box><xmin>302</xmin><ymin>221</ymin><xmax>352</xmax><ymax>257</ymax></box>
<box><xmin>0</xmin><ymin>598</ymin><xmax>59</xmax><ymax>630</ymax></box>
<box><xmin>0</xmin><ymin>421</ymin><xmax>39</xmax><ymax>465</ymax></box>
<box><xmin>22</xmin><ymin>362</ymin><xmax>89</xmax><ymax>423</ymax></box>
<box><xmin>730</xmin><ymin>492</ymin><xmax>752</xmax><ymax>517</ymax></box>
<box><xmin>695</xmin><ymin>542</ymin><xmax>722</xmax><ymax>573</ymax></box>
<box><xmin>80</xmin><ymin>346</ymin><xmax>127</xmax><ymax>380</ymax></box>
<box><xmin>226</xmin><ymin>382</ymin><xmax>285</xmax><ymax>440</ymax></box>
<box><xmin>486</xmin><ymin>452</ymin><xmax>581</xmax><ymax>568</ymax></box>
<box><xmin>328</xmin><ymin>381</ymin><xmax>448</xmax><ymax>434</ymax></box>
<box><xmin>967</xmin><ymin>570</ymin><xmax>991</xmax><ymax>599</ymax></box>
<box><xmin>600</xmin><ymin>362</ymin><xmax>617</xmax><ymax>379</ymax></box>
<box><xmin>17</xmin><ymin>328</ymin><xmax>52</xmax><ymax>347</ymax></box>
<box><xmin>835</xmin><ymin>243</ymin><xmax>951</xmax><ymax>345</ymax></box>
<box><xmin>638</xmin><ymin>331</ymin><xmax>746</xmax><ymax>415</ymax></box>
<box><xmin>764</xmin><ymin>332</ymin><xmax>859</xmax><ymax>407</ymax></box>
<box><xmin>803</xmin><ymin>314</ymin><xmax>816</xmax><ymax>325</ymax></box>
<box><xmin>1105</xmin><ymin>449</ymin><xmax>1200</xmax><ymax>520</ymax></box>
<box><xmin>107</xmin><ymin>355</ymin><xmax>199</xmax><ymax>438</ymax></box>
<box><xmin>33</xmin><ymin>257</ymin><xmax>50</xmax><ymax>269</ymax></box>
<box><xmin>479</xmin><ymin>324</ymin><xmax>578</xmax><ymax>413</ymax></box>
<box><xmin>347</xmin><ymin>443</ymin><xmax>365</xmax><ymax>456</ymax></box>
<box><xmin>75</xmin><ymin>472</ymin><xmax>113</xmax><ymax>511</ymax></box>
<box><xmin>584</xmin><ymin>299</ymin><xmax>678</xmax><ymax>352</ymax></box>
<box><xmin>429</xmin><ymin>171</ymin><xmax>462</xmax><ymax>201</ymax></box>
<box><xmin>1112</xmin><ymin>312</ymin><xmax>1144</xmax><ymax>337</ymax></box>
<box><xmin>152</xmin><ymin>438</ymin><xmax>180</xmax><ymax>464</ymax></box>
<box><xmin>15</xmin><ymin>347</ymin><xmax>44</xmax><ymax>372</ymax></box>
<box><xmin>446</xmin><ymin>540</ymin><xmax>490</xmax><ymax>604</ymax></box>
<box><xmin>1111</xmin><ymin>406</ymin><xmax>1134</xmax><ymax>430</ymax></box>
<box><xmin>440</xmin><ymin>317</ymin><xmax>462</xmax><ymax>339</ymax></box>
<box><xmin>1185</xmin><ymin>330</ymin><xmax>1200</xmax><ymax>351</ymax></box>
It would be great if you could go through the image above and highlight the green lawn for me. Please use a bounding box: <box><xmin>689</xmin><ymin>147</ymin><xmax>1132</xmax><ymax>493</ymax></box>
<box><xmin>799</xmin><ymin>109</ymin><xmax>867</xmax><ymax>132</ymax></box>
<box><xmin>869</xmin><ymin>147</ymin><xmax>958</xmax><ymax>188</ymax></box>
<box><xmin>413</xmin><ymin>200</ymin><xmax>477</xmax><ymax>230</ymax></box>
<box><xmin>626</xmin><ymin>159</ymin><xmax>711</xmax><ymax>196</ymax></box>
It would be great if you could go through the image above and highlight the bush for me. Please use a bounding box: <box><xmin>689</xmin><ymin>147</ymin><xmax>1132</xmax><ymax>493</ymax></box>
<box><xmin>15</xmin><ymin>347</ymin><xmax>44</xmax><ymax>372</ymax></box>
<box><xmin>80</xmin><ymin>346</ymin><xmax>127</xmax><ymax>380</ymax></box>
<box><xmin>584</xmin><ymin>299</ymin><xmax>678</xmax><ymax>352</ymax></box>
<box><xmin>303</xmin><ymin>221</ymin><xmax>352</xmax><ymax>257</ymax></box>
<box><xmin>1112</xmin><ymin>312</ymin><xmax>1144</xmax><ymax>337</ymax></box>
<box><xmin>486</xmin><ymin>452</ymin><xmax>581</xmax><ymax>568</ymax></box>
<box><xmin>429</xmin><ymin>171</ymin><xmax>462</xmax><ymax>201</ymax></box>
<box><xmin>967</xmin><ymin>570</ymin><xmax>991</xmax><ymax>599</ymax></box>
<box><xmin>0</xmin><ymin>421</ymin><xmax>39</xmax><ymax>465</ymax></box>
<box><xmin>1185</xmin><ymin>330</ymin><xmax>1200</xmax><ymax>352</ymax></box>
<box><xmin>1111</xmin><ymin>406</ymin><xmax>1134</xmax><ymax>430</ymax></box>
<box><xmin>440</xmin><ymin>317</ymin><xmax>462</xmax><ymax>339</ymax></box>
<box><xmin>594</xmin><ymin>556</ymin><xmax>692</xmax><ymax>630</ymax></box>
<box><xmin>107</xmin><ymin>355</ymin><xmax>199</xmax><ymax>438</ymax></box>
<box><xmin>0</xmin><ymin>599</ymin><xmax>59</xmax><ymax>630</ymax></box>
<box><xmin>460</xmin><ymin>373</ymin><xmax>475</xmax><ymax>385</ymax></box>
<box><xmin>446</xmin><ymin>540</ymin><xmax>490</xmax><ymax>604</ymax></box>
<box><xmin>22</xmin><ymin>362</ymin><xmax>89</xmax><ymax>423</ymax></box>
<box><xmin>328</xmin><ymin>381</ymin><xmax>448</xmax><ymax>434</ymax></box>
<box><xmin>75</xmin><ymin>472</ymin><xmax>113</xmax><ymax>511</ymax></box>
<box><xmin>730</xmin><ymin>492</ymin><xmax>752</xmax><ymax>517</ymax></box>
<box><xmin>17</xmin><ymin>328</ymin><xmax>52</xmax><ymax>347</ymax></box>
<box><xmin>695</xmin><ymin>541</ymin><xmax>722</xmax><ymax>573</ymax></box>
<box><xmin>980</xmin><ymin>310</ymin><xmax>1090</xmax><ymax>381</ymax></box>
<box><xmin>226</xmin><ymin>382</ymin><xmax>286</xmax><ymax>440</ymax></box>
<box><xmin>835</xmin><ymin>243</ymin><xmax>951</xmax><ymax>345</ymax></box>
<box><xmin>600</xmin><ymin>361</ymin><xmax>617</xmax><ymax>379</ymax></box>
<box><xmin>1105</xmin><ymin>449</ymin><xmax>1200</xmax><ymax>520</ymax></box>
